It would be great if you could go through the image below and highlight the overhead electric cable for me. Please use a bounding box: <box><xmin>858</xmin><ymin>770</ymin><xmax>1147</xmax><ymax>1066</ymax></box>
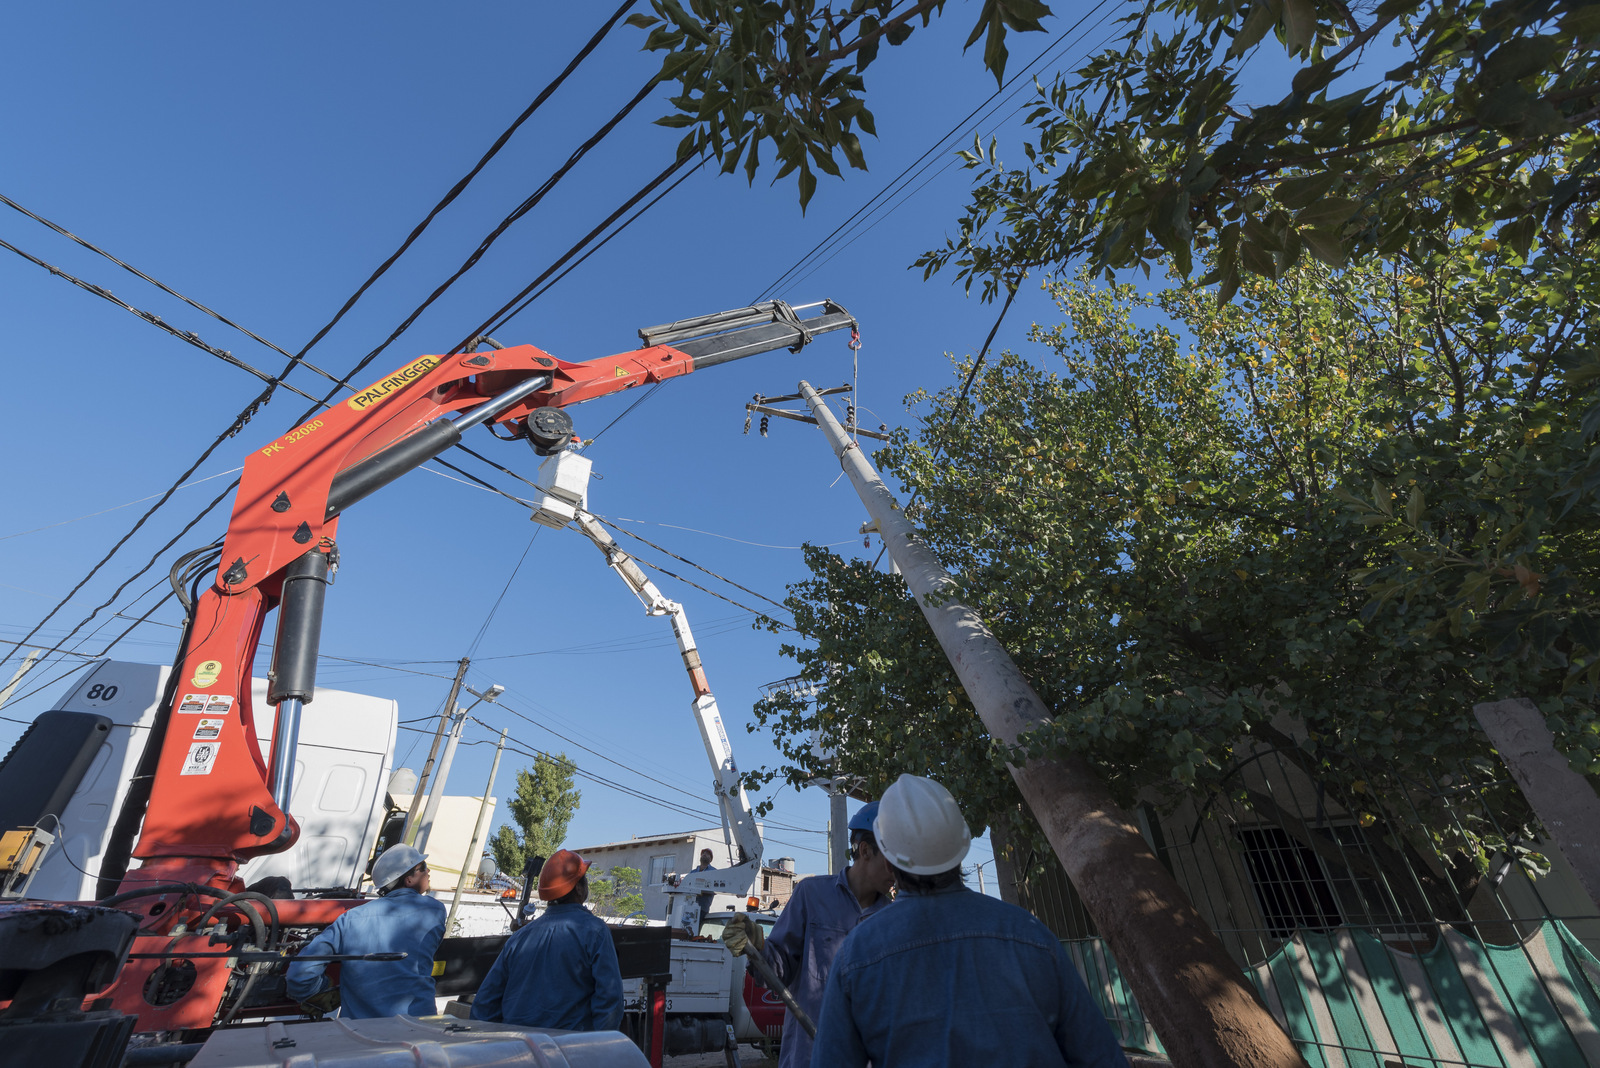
<box><xmin>594</xmin><ymin>516</ymin><xmax>791</xmax><ymax>614</ymax></box>
<box><xmin>9</xmin><ymin>25</ymin><xmax>682</xmax><ymax>674</ymax></box>
<box><xmin>477</xmin><ymin>158</ymin><xmax>705</xmax><ymax>338</ymax></box>
<box><xmin>318</xmin><ymin>72</ymin><xmax>669</xmax><ymax>397</ymax></box>
<box><xmin>454</xmin><ymin>152</ymin><xmax>699</xmax><ymax>350</ymax></box>
<box><xmin>480</xmin><ymin>722</ymin><xmax>824</xmax><ymax>851</ymax></box>
<box><xmin>754</xmin><ymin>0</ymin><xmax>1120</xmax><ymax>301</ymax></box>
<box><xmin>281</xmin><ymin>0</ymin><xmax>642</xmax><ymax>367</ymax></box>
<box><xmin>0</xmin><ymin>237</ymin><xmax>321</xmax><ymax>402</ymax></box>
<box><xmin>3</xmin><ymin>3</ymin><xmax>654</xmax><ymax>667</ymax></box>
<box><xmin>0</xmin><ymin>192</ymin><xmax>342</xmax><ymax>386</ymax></box>
<box><xmin>0</xmin><ymin>467</ymin><xmax>243</xmax><ymax>543</ymax></box>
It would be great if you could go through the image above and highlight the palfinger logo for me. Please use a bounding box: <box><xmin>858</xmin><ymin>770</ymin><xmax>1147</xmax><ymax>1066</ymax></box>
<box><xmin>347</xmin><ymin>355</ymin><xmax>442</xmax><ymax>412</ymax></box>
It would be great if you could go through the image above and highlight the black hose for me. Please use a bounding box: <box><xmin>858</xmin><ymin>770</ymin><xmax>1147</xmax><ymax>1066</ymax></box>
<box><xmin>98</xmin><ymin>881</ymin><xmax>227</xmax><ymax>909</ymax></box>
<box><xmin>186</xmin><ymin>896</ymin><xmax>267</xmax><ymax>958</ymax></box>
<box><xmin>199</xmin><ymin>890</ymin><xmax>282</xmax><ymax>950</ymax></box>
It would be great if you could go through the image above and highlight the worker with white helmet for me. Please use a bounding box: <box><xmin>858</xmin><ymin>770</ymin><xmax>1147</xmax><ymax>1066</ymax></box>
<box><xmin>809</xmin><ymin>775</ymin><xmax>1129</xmax><ymax>1068</ymax></box>
<box><xmin>722</xmin><ymin>799</ymin><xmax>895</xmax><ymax>1068</ymax></box>
<box><xmin>285</xmin><ymin>844</ymin><xmax>448</xmax><ymax>1018</ymax></box>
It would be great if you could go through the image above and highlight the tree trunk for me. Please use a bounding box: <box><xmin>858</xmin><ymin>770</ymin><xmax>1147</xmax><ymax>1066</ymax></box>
<box><xmin>804</xmin><ymin>382</ymin><xmax>1309</xmax><ymax>1068</ymax></box>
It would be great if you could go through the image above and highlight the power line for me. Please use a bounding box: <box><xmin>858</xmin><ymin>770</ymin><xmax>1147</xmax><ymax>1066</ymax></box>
<box><xmin>478</xmin><ymin>719</ymin><xmax>825</xmax><ymax>854</ymax></box>
<box><xmin>284</xmin><ymin>0</ymin><xmax>642</xmax><ymax>368</ymax></box>
<box><xmin>455</xmin><ymin>152</ymin><xmax>699</xmax><ymax>350</ymax></box>
<box><xmin>0</xmin><ymin>467</ymin><xmax>242</xmax><ymax>543</ymax></box>
<box><xmin>0</xmin><ymin>192</ymin><xmax>342</xmax><ymax>386</ymax></box>
<box><xmin>594</xmin><ymin>515</ymin><xmax>792</xmax><ymax>614</ymax></box>
<box><xmin>2</xmin><ymin>5</ymin><xmax>653</xmax><ymax>668</ymax></box>
<box><xmin>477</xmin><ymin>158</ymin><xmax>705</xmax><ymax>340</ymax></box>
<box><xmin>753</xmin><ymin>0</ymin><xmax>1121</xmax><ymax>301</ymax></box>
<box><xmin>0</xmin><ymin>236</ymin><xmax>321</xmax><ymax>402</ymax></box>
<box><xmin>311</xmin><ymin>72</ymin><xmax>670</xmax><ymax>400</ymax></box>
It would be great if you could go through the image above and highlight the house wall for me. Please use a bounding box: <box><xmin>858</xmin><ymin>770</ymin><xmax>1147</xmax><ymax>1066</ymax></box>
<box><xmin>575</xmin><ymin>829</ymin><xmax>740</xmax><ymax>921</ymax></box>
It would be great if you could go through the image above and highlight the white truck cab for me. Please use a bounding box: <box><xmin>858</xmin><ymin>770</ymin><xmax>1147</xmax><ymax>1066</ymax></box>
<box><xmin>18</xmin><ymin>659</ymin><xmax>397</xmax><ymax>901</ymax></box>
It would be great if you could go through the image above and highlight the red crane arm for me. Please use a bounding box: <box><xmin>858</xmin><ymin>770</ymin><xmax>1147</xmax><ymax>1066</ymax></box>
<box><xmin>93</xmin><ymin>300</ymin><xmax>852</xmax><ymax>1031</ymax></box>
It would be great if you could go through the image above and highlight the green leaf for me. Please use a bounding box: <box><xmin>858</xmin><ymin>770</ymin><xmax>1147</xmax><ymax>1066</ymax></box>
<box><xmin>1243</xmin><ymin>216</ymin><xmax>1285</xmax><ymax>252</ymax></box>
<box><xmin>624</xmin><ymin>13</ymin><xmax>660</xmax><ymax>30</ymax></box>
<box><xmin>1295</xmin><ymin>198</ymin><xmax>1360</xmax><ymax>230</ymax></box>
<box><xmin>1240</xmin><ymin>240</ymin><xmax>1278</xmax><ymax>276</ymax></box>
<box><xmin>1228</xmin><ymin>0</ymin><xmax>1278</xmax><ymax>58</ymax></box>
<box><xmin>798</xmin><ymin>165</ymin><xmax>818</xmax><ymax>212</ymax></box>
<box><xmin>1275</xmin><ymin>171</ymin><xmax>1337</xmax><ymax>209</ymax></box>
<box><xmin>1216</xmin><ymin>264</ymin><xmax>1241</xmax><ymax>305</ymax></box>
<box><xmin>1282</xmin><ymin>0</ymin><xmax>1316</xmax><ymax>55</ymax></box>
<box><xmin>1301</xmin><ymin>228</ymin><xmax>1348</xmax><ymax>266</ymax></box>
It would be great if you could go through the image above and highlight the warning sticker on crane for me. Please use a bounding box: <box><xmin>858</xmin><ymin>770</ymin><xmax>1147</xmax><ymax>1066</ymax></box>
<box><xmin>193</xmin><ymin>719</ymin><xmax>224</xmax><ymax>740</ymax></box>
<box><xmin>179</xmin><ymin>693</ymin><xmax>206</xmax><ymax>713</ymax></box>
<box><xmin>347</xmin><ymin>355</ymin><xmax>442</xmax><ymax>412</ymax></box>
<box><xmin>205</xmin><ymin>694</ymin><xmax>234</xmax><ymax>714</ymax></box>
<box><xmin>180</xmin><ymin>742</ymin><xmax>219</xmax><ymax>775</ymax></box>
<box><xmin>191</xmin><ymin>660</ymin><xmax>222</xmax><ymax>688</ymax></box>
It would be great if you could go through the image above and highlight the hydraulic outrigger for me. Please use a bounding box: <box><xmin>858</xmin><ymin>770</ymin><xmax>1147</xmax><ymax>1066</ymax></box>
<box><xmin>0</xmin><ymin>299</ymin><xmax>853</xmax><ymax>1043</ymax></box>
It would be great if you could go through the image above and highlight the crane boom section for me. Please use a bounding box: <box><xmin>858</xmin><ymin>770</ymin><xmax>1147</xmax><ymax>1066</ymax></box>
<box><xmin>90</xmin><ymin>300</ymin><xmax>849</xmax><ymax>1032</ymax></box>
<box><xmin>571</xmin><ymin>514</ymin><xmax>763</xmax><ymax>873</ymax></box>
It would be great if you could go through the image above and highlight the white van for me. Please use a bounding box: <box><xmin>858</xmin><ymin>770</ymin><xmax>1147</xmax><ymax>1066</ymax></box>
<box><xmin>17</xmin><ymin>659</ymin><xmax>397</xmax><ymax>901</ymax></box>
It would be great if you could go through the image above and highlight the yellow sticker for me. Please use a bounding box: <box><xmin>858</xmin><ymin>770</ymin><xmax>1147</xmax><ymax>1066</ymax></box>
<box><xmin>347</xmin><ymin>355</ymin><xmax>442</xmax><ymax>412</ymax></box>
<box><xmin>613</xmin><ymin>366</ymin><xmax>628</xmax><ymax>377</ymax></box>
<box><xmin>432</xmin><ymin>960</ymin><xmax>446</xmax><ymax>977</ymax></box>
<box><xmin>191</xmin><ymin>660</ymin><xmax>222</xmax><ymax>688</ymax></box>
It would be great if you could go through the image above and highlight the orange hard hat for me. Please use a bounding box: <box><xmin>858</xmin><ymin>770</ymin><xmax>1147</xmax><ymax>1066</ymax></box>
<box><xmin>538</xmin><ymin>849</ymin><xmax>591</xmax><ymax>901</ymax></box>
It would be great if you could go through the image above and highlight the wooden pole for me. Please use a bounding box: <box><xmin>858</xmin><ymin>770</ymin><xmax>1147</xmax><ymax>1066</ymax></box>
<box><xmin>799</xmin><ymin>381</ymin><xmax>1308</xmax><ymax>1068</ymax></box>
<box><xmin>403</xmin><ymin>657</ymin><xmax>469</xmax><ymax>845</ymax></box>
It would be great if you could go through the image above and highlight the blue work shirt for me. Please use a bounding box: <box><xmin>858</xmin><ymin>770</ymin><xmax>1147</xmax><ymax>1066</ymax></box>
<box><xmin>470</xmin><ymin>903</ymin><xmax>623</xmax><ymax>1032</ymax></box>
<box><xmin>759</xmin><ymin>868</ymin><xmax>890</xmax><ymax>1068</ymax></box>
<box><xmin>285</xmin><ymin>888</ymin><xmax>447</xmax><ymax>1019</ymax></box>
<box><xmin>810</xmin><ymin>883</ymin><xmax>1129</xmax><ymax>1068</ymax></box>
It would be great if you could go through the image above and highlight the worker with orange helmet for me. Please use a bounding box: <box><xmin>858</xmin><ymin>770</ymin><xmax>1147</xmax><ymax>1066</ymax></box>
<box><xmin>470</xmin><ymin>848</ymin><xmax>623</xmax><ymax>1031</ymax></box>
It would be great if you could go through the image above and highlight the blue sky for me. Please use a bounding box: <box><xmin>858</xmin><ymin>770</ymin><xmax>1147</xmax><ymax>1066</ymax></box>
<box><xmin>0</xmin><ymin>3</ymin><xmax>1322</xmax><ymax>891</ymax></box>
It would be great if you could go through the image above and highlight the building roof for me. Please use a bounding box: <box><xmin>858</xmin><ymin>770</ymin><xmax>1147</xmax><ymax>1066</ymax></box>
<box><xmin>572</xmin><ymin>828</ymin><xmax>724</xmax><ymax>852</ymax></box>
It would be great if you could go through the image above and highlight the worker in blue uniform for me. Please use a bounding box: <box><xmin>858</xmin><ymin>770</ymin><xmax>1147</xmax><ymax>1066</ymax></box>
<box><xmin>286</xmin><ymin>844</ymin><xmax>447</xmax><ymax>1018</ymax></box>
<box><xmin>722</xmin><ymin>799</ymin><xmax>895</xmax><ymax>1068</ymax></box>
<box><xmin>809</xmin><ymin>774</ymin><xmax>1130</xmax><ymax>1068</ymax></box>
<box><xmin>471</xmin><ymin>849</ymin><xmax>624</xmax><ymax>1031</ymax></box>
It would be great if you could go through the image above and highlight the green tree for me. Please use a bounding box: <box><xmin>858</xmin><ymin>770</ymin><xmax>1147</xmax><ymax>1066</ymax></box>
<box><xmin>752</xmin><ymin>246</ymin><xmax>1600</xmax><ymax>916</ymax></box>
<box><xmin>490</xmin><ymin>752</ymin><xmax>581</xmax><ymax>878</ymax></box>
<box><xmin>589</xmin><ymin>866</ymin><xmax>646</xmax><ymax>919</ymax></box>
<box><xmin>632</xmin><ymin>0</ymin><xmax>1599</xmax><ymax>289</ymax></box>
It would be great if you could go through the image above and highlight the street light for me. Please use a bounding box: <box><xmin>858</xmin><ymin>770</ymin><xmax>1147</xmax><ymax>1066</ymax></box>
<box><xmin>412</xmin><ymin>683</ymin><xmax>504</xmax><ymax>852</ymax></box>
<box><xmin>461</xmin><ymin>683</ymin><xmax>505</xmax><ymax>714</ymax></box>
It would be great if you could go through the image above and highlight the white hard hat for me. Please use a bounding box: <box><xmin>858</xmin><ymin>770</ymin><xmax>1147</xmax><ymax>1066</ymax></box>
<box><xmin>372</xmin><ymin>844</ymin><xmax>427</xmax><ymax>890</ymax></box>
<box><xmin>872</xmin><ymin>774</ymin><xmax>971</xmax><ymax>875</ymax></box>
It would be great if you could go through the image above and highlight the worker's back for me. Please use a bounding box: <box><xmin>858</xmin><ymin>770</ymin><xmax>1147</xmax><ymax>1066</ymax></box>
<box><xmin>470</xmin><ymin>903</ymin><xmax>623</xmax><ymax>1032</ymax></box>
<box><xmin>285</xmin><ymin>889</ymin><xmax>447</xmax><ymax>1018</ymax></box>
<box><xmin>812</xmin><ymin>884</ymin><xmax>1129</xmax><ymax>1068</ymax></box>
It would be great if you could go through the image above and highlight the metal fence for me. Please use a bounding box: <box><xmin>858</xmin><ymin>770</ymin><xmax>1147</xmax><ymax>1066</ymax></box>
<box><xmin>1004</xmin><ymin>743</ymin><xmax>1600</xmax><ymax>1068</ymax></box>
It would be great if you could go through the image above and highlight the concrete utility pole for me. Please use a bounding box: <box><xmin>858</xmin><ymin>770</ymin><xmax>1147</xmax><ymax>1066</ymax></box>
<box><xmin>1474</xmin><ymin>698</ymin><xmax>1600</xmax><ymax>911</ymax></box>
<box><xmin>415</xmin><ymin>709</ymin><xmax>466</xmax><ymax>855</ymax></box>
<box><xmin>403</xmin><ymin>658</ymin><xmax>470</xmax><ymax>846</ymax></box>
<box><xmin>828</xmin><ymin>785</ymin><xmax>850</xmax><ymax>874</ymax></box>
<box><xmin>0</xmin><ymin>650</ymin><xmax>41</xmax><ymax>713</ymax></box>
<box><xmin>446</xmin><ymin>728</ymin><xmax>507</xmax><ymax>934</ymax></box>
<box><xmin>798</xmin><ymin>381</ymin><xmax>1308</xmax><ymax>1068</ymax></box>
